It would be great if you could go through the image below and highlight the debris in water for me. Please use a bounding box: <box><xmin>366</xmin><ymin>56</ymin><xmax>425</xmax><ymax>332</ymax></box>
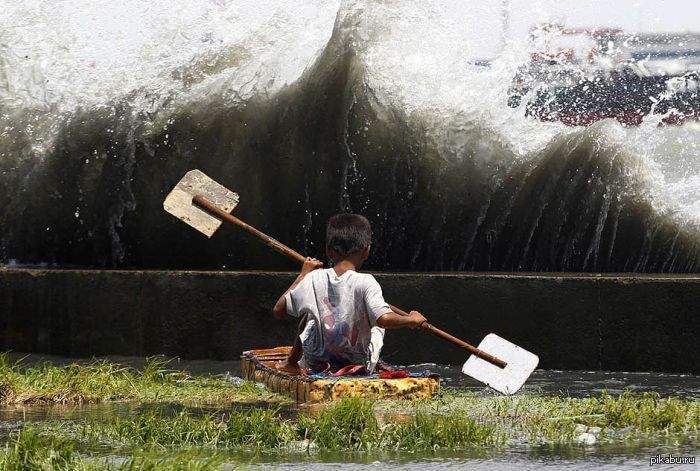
<box><xmin>576</xmin><ymin>432</ymin><xmax>597</xmax><ymax>445</ymax></box>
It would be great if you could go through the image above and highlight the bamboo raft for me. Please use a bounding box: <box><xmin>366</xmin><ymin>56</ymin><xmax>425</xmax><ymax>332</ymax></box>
<box><xmin>241</xmin><ymin>346</ymin><xmax>440</xmax><ymax>403</ymax></box>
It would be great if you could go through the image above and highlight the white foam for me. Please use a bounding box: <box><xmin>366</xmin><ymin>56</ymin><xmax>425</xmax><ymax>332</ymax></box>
<box><xmin>1</xmin><ymin>0</ymin><xmax>698</xmax><ymax>229</ymax></box>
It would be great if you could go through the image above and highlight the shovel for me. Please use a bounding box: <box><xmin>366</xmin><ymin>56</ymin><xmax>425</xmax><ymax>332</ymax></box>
<box><xmin>164</xmin><ymin>169</ymin><xmax>539</xmax><ymax>395</ymax></box>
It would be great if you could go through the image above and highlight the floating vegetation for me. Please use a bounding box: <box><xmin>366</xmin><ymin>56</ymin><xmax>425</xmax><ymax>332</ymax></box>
<box><xmin>298</xmin><ymin>397</ymin><xmax>382</xmax><ymax>451</ymax></box>
<box><xmin>0</xmin><ymin>428</ymin><xmax>225</xmax><ymax>470</ymax></box>
<box><xmin>416</xmin><ymin>389</ymin><xmax>700</xmax><ymax>444</ymax></box>
<box><xmin>0</xmin><ymin>428</ymin><xmax>77</xmax><ymax>471</ymax></box>
<box><xmin>78</xmin><ymin>407</ymin><xmax>294</xmax><ymax>450</ymax></box>
<box><xmin>0</xmin><ymin>353</ymin><xmax>288</xmax><ymax>406</ymax></box>
<box><xmin>1</xmin><ymin>358</ymin><xmax>699</xmax><ymax>469</ymax></box>
<box><xmin>573</xmin><ymin>391</ymin><xmax>700</xmax><ymax>433</ymax></box>
<box><xmin>3</xmin><ymin>393</ymin><xmax>698</xmax><ymax>457</ymax></box>
<box><xmin>385</xmin><ymin>411</ymin><xmax>500</xmax><ymax>450</ymax></box>
<box><xmin>297</xmin><ymin>397</ymin><xmax>498</xmax><ymax>451</ymax></box>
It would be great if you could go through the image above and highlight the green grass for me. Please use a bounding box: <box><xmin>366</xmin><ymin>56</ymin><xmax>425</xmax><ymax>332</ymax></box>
<box><xmin>0</xmin><ymin>428</ymin><xmax>78</xmax><ymax>471</ymax></box>
<box><xmin>0</xmin><ymin>353</ymin><xmax>288</xmax><ymax>406</ymax></box>
<box><xmin>298</xmin><ymin>397</ymin><xmax>381</xmax><ymax>451</ymax></box>
<box><xmin>414</xmin><ymin>389</ymin><xmax>700</xmax><ymax>443</ymax></box>
<box><xmin>385</xmin><ymin>412</ymin><xmax>500</xmax><ymax>450</ymax></box>
<box><xmin>1</xmin><ymin>392</ymin><xmax>699</xmax><ymax>469</ymax></box>
<box><xmin>0</xmin><ymin>428</ymin><xmax>227</xmax><ymax>470</ymax></box>
<box><xmin>2</xmin><ymin>356</ymin><xmax>699</xmax><ymax>466</ymax></box>
<box><xmin>570</xmin><ymin>391</ymin><xmax>700</xmax><ymax>433</ymax></box>
<box><xmin>78</xmin><ymin>407</ymin><xmax>293</xmax><ymax>450</ymax></box>
<box><xmin>296</xmin><ymin>397</ymin><xmax>497</xmax><ymax>451</ymax></box>
<box><xmin>9</xmin><ymin>397</ymin><xmax>499</xmax><ymax>455</ymax></box>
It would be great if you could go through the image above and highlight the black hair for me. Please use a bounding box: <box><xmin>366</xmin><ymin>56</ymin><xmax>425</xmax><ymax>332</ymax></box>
<box><xmin>326</xmin><ymin>213</ymin><xmax>372</xmax><ymax>256</ymax></box>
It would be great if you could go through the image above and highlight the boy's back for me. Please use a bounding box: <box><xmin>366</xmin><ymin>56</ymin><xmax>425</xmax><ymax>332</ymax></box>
<box><xmin>272</xmin><ymin>213</ymin><xmax>426</xmax><ymax>375</ymax></box>
<box><xmin>285</xmin><ymin>267</ymin><xmax>388</xmax><ymax>371</ymax></box>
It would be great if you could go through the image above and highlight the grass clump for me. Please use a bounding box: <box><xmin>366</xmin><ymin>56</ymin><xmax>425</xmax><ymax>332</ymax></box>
<box><xmin>571</xmin><ymin>391</ymin><xmax>700</xmax><ymax>433</ymax></box>
<box><xmin>1</xmin><ymin>392</ymin><xmax>698</xmax><ymax>465</ymax></box>
<box><xmin>0</xmin><ymin>427</ymin><xmax>226</xmax><ymax>470</ymax></box>
<box><xmin>0</xmin><ymin>353</ymin><xmax>287</xmax><ymax>406</ymax></box>
<box><xmin>79</xmin><ymin>408</ymin><xmax>292</xmax><ymax>450</ymax></box>
<box><xmin>386</xmin><ymin>412</ymin><xmax>498</xmax><ymax>450</ymax></box>
<box><xmin>298</xmin><ymin>397</ymin><xmax>497</xmax><ymax>451</ymax></box>
<box><xmin>0</xmin><ymin>428</ymin><xmax>77</xmax><ymax>471</ymax></box>
<box><xmin>26</xmin><ymin>397</ymin><xmax>497</xmax><ymax>454</ymax></box>
<box><xmin>299</xmin><ymin>397</ymin><xmax>380</xmax><ymax>451</ymax></box>
<box><xmin>115</xmin><ymin>453</ymin><xmax>225</xmax><ymax>471</ymax></box>
<box><xmin>409</xmin><ymin>389</ymin><xmax>700</xmax><ymax>444</ymax></box>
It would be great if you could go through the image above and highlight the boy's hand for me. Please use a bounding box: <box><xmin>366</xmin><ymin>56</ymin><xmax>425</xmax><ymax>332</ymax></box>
<box><xmin>300</xmin><ymin>257</ymin><xmax>323</xmax><ymax>276</ymax></box>
<box><xmin>408</xmin><ymin>310</ymin><xmax>427</xmax><ymax>329</ymax></box>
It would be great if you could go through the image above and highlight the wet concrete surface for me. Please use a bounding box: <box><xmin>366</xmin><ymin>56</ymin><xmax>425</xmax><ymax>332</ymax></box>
<box><xmin>1</xmin><ymin>269</ymin><xmax>699</xmax><ymax>373</ymax></box>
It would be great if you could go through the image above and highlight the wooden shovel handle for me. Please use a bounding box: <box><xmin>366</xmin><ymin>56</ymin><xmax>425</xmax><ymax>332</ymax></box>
<box><xmin>389</xmin><ymin>305</ymin><xmax>507</xmax><ymax>368</ymax></box>
<box><xmin>193</xmin><ymin>195</ymin><xmax>307</xmax><ymax>265</ymax></box>
<box><xmin>193</xmin><ymin>194</ymin><xmax>507</xmax><ymax>369</ymax></box>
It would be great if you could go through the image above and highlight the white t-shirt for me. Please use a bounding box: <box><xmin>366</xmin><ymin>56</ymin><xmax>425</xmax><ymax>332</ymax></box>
<box><xmin>284</xmin><ymin>268</ymin><xmax>390</xmax><ymax>372</ymax></box>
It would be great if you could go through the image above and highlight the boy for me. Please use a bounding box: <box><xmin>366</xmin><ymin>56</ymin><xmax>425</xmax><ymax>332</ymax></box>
<box><xmin>272</xmin><ymin>213</ymin><xmax>426</xmax><ymax>375</ymax></box>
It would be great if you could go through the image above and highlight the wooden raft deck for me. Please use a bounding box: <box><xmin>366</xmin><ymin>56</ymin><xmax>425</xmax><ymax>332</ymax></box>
<box><xmin>241</xmin><ymin>346</ymin><xmax>440</xmax><ymax>403</ymax></box>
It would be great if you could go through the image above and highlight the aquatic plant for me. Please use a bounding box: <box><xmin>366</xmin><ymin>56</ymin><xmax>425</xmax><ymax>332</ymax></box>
<box><xmin>1</xmin><ymin>391</ymin><xmax>698</xmax><ymax>470</ymax></box>
<box><xmin>0</xmin><ymin>353</ymin><xmax>287</xmax><ymax>406</ymax></box>
<box><xmin>79</xmin><ymin>407</ymin><xmax>292</xmax><ymax>450</ymax></box>
<box><xmin>0</xmin><ymin>427</ymin><xmax>226</xmax><ymax>470</ymax></box>
<box><xmin>113</xmin><ymin>453</ymin><xmax>225</xmax><ymax>471</ymax></box>
<box><xmin>3</xmin><ymin>356</ymin><xmax>699</xmax><ymax>464</ymax></box>
<box><xmin>298</xmin><ymin>397</ymin><xmax>381</xmax><ymax>451</ymax></box>
<box><xmin>385</xmin><ymin>412</ymin><xmax>498</xmax><ymax>450</ymax></box>
<box><xmin>391</xmin><ymin>389</ymin><xmax>700</xmax><ymax>444</ymax></box>
<box><xmin>23</xmin><ymin>397</ymin><xmax>498</xmax><ymax>454</ymax></box>
<box><xmin>571</xmin><ymin>391</ymin><xmax>700</xmax><ymax>433</ymax></box>
<box><xmin>0</xmin><ymin>428</ymin><xmax>77</xmax><ymax>471</ymax></box>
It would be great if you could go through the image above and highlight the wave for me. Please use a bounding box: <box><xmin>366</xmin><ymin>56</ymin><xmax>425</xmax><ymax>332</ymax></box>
<box><xmin>0</xmin><ymin>0</ymin><xmax>698</xmax><ymax>271</ymax></box>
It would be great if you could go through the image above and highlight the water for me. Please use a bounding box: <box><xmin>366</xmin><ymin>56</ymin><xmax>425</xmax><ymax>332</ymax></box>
<box><xmin>1</xmin><ymin>353</ymin><xmax>699</xmax><ymax>469</ymax></box>
<box><xmin>408</xmin><ymin>364</ymin><xmax>700</xmax><ymax>399</ymax></box>
<box><xmin>252</xmin><ymin>449</ymin><xmax>700</xmax><ymax>470</ymax></box>
<box><xmin>6</xmin><ymin>351</ymin><xmax>700</xmax><ymax>399</ymax></box>
<box><xmin>0</xmin><ymin>1</ymin><xmax>698</xmax><ymax>271</ymax></box>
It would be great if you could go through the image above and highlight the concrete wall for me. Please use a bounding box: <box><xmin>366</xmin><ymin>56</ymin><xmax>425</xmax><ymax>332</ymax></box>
<box><xmin>1</xmin><ymin>268</ymin><xmax>698</xmax><ymax>373</ymax></box>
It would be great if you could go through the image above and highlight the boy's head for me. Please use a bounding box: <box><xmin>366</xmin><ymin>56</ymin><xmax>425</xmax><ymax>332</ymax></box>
<box><xmin>326</xmin><ymin>213</ymin><xmax>372</xmax><ymax>264</ymax></box>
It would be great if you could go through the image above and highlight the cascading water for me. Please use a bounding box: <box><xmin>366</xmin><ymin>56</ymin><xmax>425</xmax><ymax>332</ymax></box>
<box><xmin>1</xmin><ymin>0</ymin><xmax>699</xmax><ymax>271</ymax></box>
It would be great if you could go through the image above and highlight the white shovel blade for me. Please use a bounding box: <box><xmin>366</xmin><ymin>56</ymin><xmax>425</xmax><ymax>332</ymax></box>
<box><xmin>163</xmin><ymin>169</ymin><xmax>239</xmax><ymax>237</ymax></box>
<box><xmin>462</xmin><ymin>333</ymin><xmax>539</xmax><ymax>395</ymax></box>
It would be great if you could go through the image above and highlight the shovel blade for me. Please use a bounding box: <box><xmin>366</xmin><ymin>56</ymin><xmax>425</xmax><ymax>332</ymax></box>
<box><xmin>462</xmin><ymin>334</ymin><xmax>538</xmax><ymax>395</ymax></box>
<box><xmin>163</xmin><ymin>169</ymin><xmax>239</xmax><ymax>237</ymax></box>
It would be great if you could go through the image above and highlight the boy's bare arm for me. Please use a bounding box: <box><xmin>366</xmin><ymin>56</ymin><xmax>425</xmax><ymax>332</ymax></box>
<box><xmin>376</xmin><ymin>310</ymin><xmax>426</xmax><ymax>329</ymax></box>
<box><xmin>272</xmin><ymin>257</ymin><xmax>323</xmax><ymax>318</ymax></box>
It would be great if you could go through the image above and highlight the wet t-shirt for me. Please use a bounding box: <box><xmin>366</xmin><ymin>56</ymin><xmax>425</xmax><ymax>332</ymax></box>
<box><xmin>284</xmin><ymin>268</ymin><xmax>390</xmax><ymax>372</ymax></box>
